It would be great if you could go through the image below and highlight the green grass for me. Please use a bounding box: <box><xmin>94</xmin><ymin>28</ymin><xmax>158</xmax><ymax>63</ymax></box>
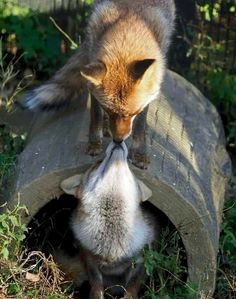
<box><xmin>0</xmin><ymin>193</ymin><xmax>73</xmax><ymax>298</ymax></box>
<box><xmin>0</xmin><ymin>126</ymin><xmax>25</xmax><ymax>177</ymax></box>
<box><xmin>0</xmin><ymin>120</ymin><xmax>73</xmax><ymax>299</ymax></box>
<box><xmin>215</xmin><ymin>195</ymin><xmax>236</xmax><ymax>299</ymax></box>
<box><xmin>142</xmin><ymin>229</ymin><xmax>198</xmax><ymax>299</ymax></box>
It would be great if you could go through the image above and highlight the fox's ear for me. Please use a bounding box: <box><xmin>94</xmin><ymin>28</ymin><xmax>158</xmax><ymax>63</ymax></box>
<box><xmin>130</xmin><ymin>59</ymin><xmax>156</xmax><ymax>80</ymax></box>
<box><xmin>80</xmin><ymin>62</ymin><xmax>106</xmax><ymax>85</ymax></box>
<box><xmin>60</xmin><ymin>174</ymin><xmax>82</xmax><ymax>196</ymax></box>
<box><xmin>137</xmin><ymin>179</ymin><xmax>152</xmax><ymax>202</ymax></box>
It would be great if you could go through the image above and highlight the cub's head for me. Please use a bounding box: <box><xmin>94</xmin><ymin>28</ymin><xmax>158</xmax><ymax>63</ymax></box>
<box><xmin>61</xmin><ymin>142</ymin><xmax>152</xmax><ymax>202</ymax></box>
<box><xmin>81</xmin><ymin>56</ymin><xmax>164</xmax><ymax>142</ymax></box>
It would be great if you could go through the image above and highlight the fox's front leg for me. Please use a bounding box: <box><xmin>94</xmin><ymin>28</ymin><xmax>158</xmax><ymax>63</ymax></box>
<box><xmin>130</xmin><ymin>107</ymin><xmax>150</xmax><ymax>169</ymax></box>
<box><xmin>122</xmin><ymin>259</ymin><xmax>145</xmax><ymax>299</ymax></box>
<box><xmin>85</xmin><ymin>252</ymin><xmax>104</xmax><ymax>299</ymax></box>
<box><xmin>86</xmin><ymin>95</ymin><xmax>103</xmax><ymax>156</ymax></box>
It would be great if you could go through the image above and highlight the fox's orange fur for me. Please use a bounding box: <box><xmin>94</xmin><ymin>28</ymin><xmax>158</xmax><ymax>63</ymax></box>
<box><xmin>22</xmin><ymin>0</ymin><xmax>175</xmax><ymax>168</ymax></box>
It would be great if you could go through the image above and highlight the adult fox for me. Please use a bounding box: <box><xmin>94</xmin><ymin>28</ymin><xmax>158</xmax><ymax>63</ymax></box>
<box><xmin>22</xmin><ymin>0</ymin><xmax>175</xmax><ymax>168</ymax></box>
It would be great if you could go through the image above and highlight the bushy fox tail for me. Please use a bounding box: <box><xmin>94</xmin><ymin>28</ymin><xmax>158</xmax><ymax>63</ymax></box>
<box><xmin>19</xmin><ymin>43</ymin><xmax>88</xmax><ymax>111</ymax></box>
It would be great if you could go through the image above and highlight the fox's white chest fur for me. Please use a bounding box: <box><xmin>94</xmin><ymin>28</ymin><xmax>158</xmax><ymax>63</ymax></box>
<box><xmin>71</xmin><ymin>144</ymin><xmax>155</xmax><ymax>263</ymax></box>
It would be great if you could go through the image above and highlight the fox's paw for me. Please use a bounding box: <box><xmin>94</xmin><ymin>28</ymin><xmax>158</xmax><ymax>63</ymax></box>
<box><xmin>89</xmin><ymin>288</ymin><xmax>104</xmax><ymax>299</ymax></box>
<box><xmin>130</xmin><ymin>150</ymin><xmax>150</xmax><ymax>170</ymax></box>
<box><xmin>86</xmin><ymin>141</ymin><xmax>103</xmax><ymax>156</ymax></box>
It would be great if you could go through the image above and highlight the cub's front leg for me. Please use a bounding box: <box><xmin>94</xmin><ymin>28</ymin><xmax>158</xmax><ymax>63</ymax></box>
<box><xmin>85</xmin><ymin>251</ymin><xmax>105</xmax><ymax>299</ymax></box>
<box><xmin>130</xmin><ymin>107</ymin><xmax>150</xmax><ymax>169</ymax></box>
<box><xmin>122</xmin><ymin>258</ymin><xmax>145</xmax><ymax>299</ymax></box>
<box><xmin>86</xmin><ymin>95</ymin><xmax>104</xmax><ymax>156</ymax></box>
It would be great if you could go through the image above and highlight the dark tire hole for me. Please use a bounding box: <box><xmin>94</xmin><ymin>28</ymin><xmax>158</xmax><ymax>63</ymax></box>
<box><xmin>24</xmin><ymin>194</ymin><xmax>187</xmax><ymax>298</ymax></box>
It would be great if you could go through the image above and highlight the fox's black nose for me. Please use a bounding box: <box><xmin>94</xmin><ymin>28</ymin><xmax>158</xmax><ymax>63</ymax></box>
<box><xmin>113</xmin><ymin>138</ymin><xmax>123</xmax><ymax>145</ymax></box>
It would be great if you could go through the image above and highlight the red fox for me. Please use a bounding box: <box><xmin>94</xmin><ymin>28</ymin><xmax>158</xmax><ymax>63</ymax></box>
<box><xmin>21</xmin><ymin>0</ymin><xmax>175</xmax><ymax>168</ymax></box>
<box><xmin>59</xmin><ymin>141</ymin><xmax>159</xmax><ymax>298</ymax></box>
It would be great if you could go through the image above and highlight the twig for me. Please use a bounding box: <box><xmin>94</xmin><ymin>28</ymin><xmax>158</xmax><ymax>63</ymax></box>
<box><xmin>217</xmin><ymin>268</ymin><xmax>235</xmax><ymax>293</ymax></box>
<box><xmin>49</xmin><ymin>16</ymin><xmax>78</xmax><ymax>49</ymax></box>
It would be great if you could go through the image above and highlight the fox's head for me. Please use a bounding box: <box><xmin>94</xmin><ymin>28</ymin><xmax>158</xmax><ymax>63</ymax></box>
<box><xmin>20</xmin><ymin>5</ymin><xmax>167</xmax><ymax>143</ymax></box>
<box><xmin>80</xmin><ymin>56</ymin><xmax>164</xmax><ymax>142</ymax></box>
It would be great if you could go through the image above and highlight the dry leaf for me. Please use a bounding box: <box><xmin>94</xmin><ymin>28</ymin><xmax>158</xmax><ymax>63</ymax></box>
<box><xmin>26</xmin><ymin>272</ymin><xmax>40</xmax><ymax>282</ymax></box>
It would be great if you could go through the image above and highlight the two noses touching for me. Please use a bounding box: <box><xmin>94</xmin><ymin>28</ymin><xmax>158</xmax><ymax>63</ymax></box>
<box><xmin>109</xmin><ymin>114</ymin><xmax>136</xmax><ymax>143</ymax></box>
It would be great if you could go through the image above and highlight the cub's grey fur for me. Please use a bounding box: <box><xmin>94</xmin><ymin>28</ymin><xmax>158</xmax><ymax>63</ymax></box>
<box><xmin>60</xmin><ymin>142</ymin><xmax>158</xmax><ymax>297</ymax></box>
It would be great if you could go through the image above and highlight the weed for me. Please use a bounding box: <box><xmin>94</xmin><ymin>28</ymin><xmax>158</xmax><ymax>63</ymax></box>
<box><xmin>0</xmin><ymin>1</ymin><xmax>66</xmax><ymax>76</ymax></box>
<box><xmin>176</xmin><ymin>1</ymin><xmax>236</xmax><ymax>144</ymax></box>
<box><xmin>0</xmin><ymin>201</ymin><xmax>73</xmax><ymax>299</ymax></box>
<box><xmin>215</xmin><ymin>196</ymin><xmax>236</xmax><ymax>298</ymax></box>
<box><xmin>0</xmin><ymin>126</ymin><xmax>25</xmax><ymax>191</ymax></box>
<box><xmin>142</xmin><ymin>228</ymin><xmax>198</xmax><ymax>299</ymax></box>
<box><xmin>0</xmin><ymin>200</ymin><xmax>27</xmax><ymax>260</ymax></box>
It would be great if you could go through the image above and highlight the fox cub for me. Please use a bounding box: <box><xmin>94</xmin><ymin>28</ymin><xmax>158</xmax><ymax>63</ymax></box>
<box><xmin>22</xmin><ymin>0</ymin><xmax>175</xmax><ymax>168</ymax></box>
<box><xmin>59</xmin><ymin>141</ymin><xmax>159</xmax><ymax>298</ymax></box>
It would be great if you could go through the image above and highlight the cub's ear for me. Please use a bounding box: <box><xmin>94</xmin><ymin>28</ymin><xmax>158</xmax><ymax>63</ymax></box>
<box><xmin>60</xmin><ymin>174</ymin><xmax>82</xmax><ymax>196</ymax></box>
<box><xmin>137</xmin><ymin>179</ymin><xmax>152</xmax><ymax>202</ymax></box>
<box><xmin>130</xmin><ymin>59</ymin><xmax>156</xmax><ymax>80</ymax></box>
<box><xmin>80</xmin><ymin>61</ymin><xmax>106</xmax><ymax>85</ymax></box>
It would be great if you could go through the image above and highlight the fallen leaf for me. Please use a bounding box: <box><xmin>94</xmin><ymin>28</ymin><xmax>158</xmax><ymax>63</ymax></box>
<box><xmin>26</xmin><ymin>272</ymin><xmax>40</xmax><ymax>282</ymax></box>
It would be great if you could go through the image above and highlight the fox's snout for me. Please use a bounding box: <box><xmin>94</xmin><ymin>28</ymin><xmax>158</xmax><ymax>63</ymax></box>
<box><xmin>109</xmin><ymin>115</ymin><xmax>134</xmax><ymax>143</ymax></box>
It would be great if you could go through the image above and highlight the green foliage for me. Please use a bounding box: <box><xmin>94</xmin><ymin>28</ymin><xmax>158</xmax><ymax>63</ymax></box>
<box><xmin>205</xmin><ymin>70</ymin><xmax>236</xmax><ymax>141</ymax></box>
<box><xmin>0</xmin><ymin>202</ymin><xmax>73</xmax><ymax>298</ymax></box>
<box><xmin>185</xmin><ymin>13</ymin><xmax>236</xmax><ymax>139</ymax></box>
<box><xmin>197</xmin><ymin>1</ymin><xmax>221</xmax><ymax>21</ymax></box>
<box><xmin>0</xmin><ymin>126</ymin><xmax>26</xmax><ymax>184</ymax></box>
<box><xmin>215</xmin><ymin>196</ymin><xmax>236</xmax><ymax>298</ymax></box>
<box><xmin>0</xmin><ymin>202</ymin><xmax>27</xmax><ymax>298</ymax></box>
<box><xmin>0</xmin><ymin>1</ymin><xmax>67</xmax><ymax>75</ymax></box>
<box><xmin>143</xmin><ymin>229</ymin><xmax>197</xmax><ymax>299</ymax></box>
<box><xmin>0</xmin><ymin>201</ymin><xmax>27</xmax><ymax>260</ymax></box>
<box><xmin>7</xmin><ymin>282</ymin><xmax>21</xmax><ymax>296</ymax></box>
<box><xmin>0</xmin><ymin>40</ymin><xmax>19</xmax><ymax>107</ymax></box>
<box><xmin>195</xmin><ymin>1</ymin><xmax>236</xmax><ymax>142</ymax></box>
<box><xmin>174</xmin><ymin>0</ymin><xmax>236</xmax><ymax>143</ymax></box>
<box><xmin>187</xmin><ymin>31</ymin><xmax>236</xmax><ymax>140</ymax></box>
<box><xmin>206</xmin><ymin>70</ymin><xmax>236</xmax><ymax>106</ymax></box>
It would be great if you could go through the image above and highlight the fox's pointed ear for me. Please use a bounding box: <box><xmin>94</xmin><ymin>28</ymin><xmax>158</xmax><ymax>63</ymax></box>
<box><xmin>60</xmin><ymin>174</ymin><xmax>82</xmax><ymax>196</ymax></box>
<box><xmin>137</xmin><ymin>179</ymin><xmax>152</xmax><ymax>202</ymax></box>
<box><xmin>130</xmin><ymin>59</ymin><xmax>156</xmax><ymax>80</ymax></box>
<box><xmin>80</xmin><ymin>62</ymin><xmax>106</xmax><ymax>85</ymax></box>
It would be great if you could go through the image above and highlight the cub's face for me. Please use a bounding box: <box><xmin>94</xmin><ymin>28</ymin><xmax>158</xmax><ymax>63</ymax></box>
<box><xmin>81</xmin><ymin>58</ymin><xmax>164</xmax><ymax>142</ymax></box>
